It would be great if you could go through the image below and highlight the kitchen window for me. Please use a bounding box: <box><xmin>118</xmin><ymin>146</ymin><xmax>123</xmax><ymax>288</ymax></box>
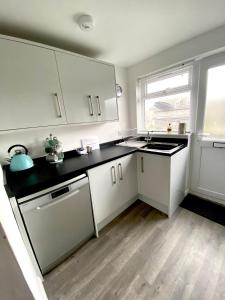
<box><xmin>139</xmin><ymin>66</ymin><xmax>192</xmax><ymax>132</ymax></box>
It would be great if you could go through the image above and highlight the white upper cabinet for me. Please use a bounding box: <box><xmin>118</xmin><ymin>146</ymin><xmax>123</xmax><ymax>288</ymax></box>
<box><xmin>90</xmin><ymin>60</ymin><xmax>118</xmax><ymax>122</ymax></box>
<box><xmin>0</xmin><ymin>36</ymin><xmax>118</xmax><ymax>130</ymax></box>
<box><xmin>0</xmin><ymin>39</ymin><xmax>66</xmax><ymax>130</ymax></box>
<box><xmin>55</xmin><ymin>52</ymin><xmax>118</xmax><ymax>124</ymax></box>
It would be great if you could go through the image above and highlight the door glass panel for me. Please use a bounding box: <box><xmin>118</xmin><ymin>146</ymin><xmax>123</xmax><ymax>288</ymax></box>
<box><xmin>204</xmin><ymin>65</ymin><xmax>225</xmax><ymax>137</ymax></box>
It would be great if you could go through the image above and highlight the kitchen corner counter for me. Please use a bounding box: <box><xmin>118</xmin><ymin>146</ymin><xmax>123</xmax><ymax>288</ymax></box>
<box><xmin>4</xmin><ymin>136</ymin><xmax>188</xmax><ymax>200</ymax></box>
<box><xmin>4</xmin><ymin>144</ymin><xmax>137</xmax><ymax>199</ymax></box>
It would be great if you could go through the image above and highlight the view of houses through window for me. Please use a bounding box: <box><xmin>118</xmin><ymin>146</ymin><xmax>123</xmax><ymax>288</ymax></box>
<box><xmin>140</xmin><ymin>67</ymin><xmax>192</xmax><ymax>132</ymax></box>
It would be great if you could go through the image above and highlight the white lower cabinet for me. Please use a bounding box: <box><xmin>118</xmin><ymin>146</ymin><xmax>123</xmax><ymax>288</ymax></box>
<box><xmin>88</xmin><ymin>154</ymin><xmax>137</xmax><ymax>232</ymax></box>
<box><xmin>137</xmin><ymin>153</ymin><xmax>170</xmax><ymax>209</ymax></box>
<box><xmin>137</xmin><ymin>149</ymin><xmax>187</xmax><ymax>217</ymax></box>
<box><xmin>88</xmin><ymin>148</ymin><xmax>187</xmax><ymax>234</ymax></box>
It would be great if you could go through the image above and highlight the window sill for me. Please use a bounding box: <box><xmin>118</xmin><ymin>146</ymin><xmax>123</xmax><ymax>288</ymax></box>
<box><xmin>137</xmin><ymin>130</ymin><xmax>191</xmax><ymax>139</ymax></box>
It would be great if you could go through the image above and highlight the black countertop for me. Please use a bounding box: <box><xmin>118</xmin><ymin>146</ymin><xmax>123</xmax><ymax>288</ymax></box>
<box><xmin>4</xmin><ymin>145</ymin><xmax>136</xmax><ymax>199</ymax></box>
<box><xmin>4</xmin><ymin>137</ymin><xmax>187</xmax><ymax>200</ymax></box>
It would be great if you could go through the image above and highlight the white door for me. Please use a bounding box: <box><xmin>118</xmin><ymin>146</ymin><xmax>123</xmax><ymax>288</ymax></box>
<box><xmin>191</xmin><ymin>52</ymin><xmax>225</xmax><ymax>203</ymax></box>
<box><xmin>88</xmin><ymin>160</ymin><xmax>119</xmax><ymax>225</ymax></box>
<box><xmin>137</xmin><ymin>153</ymin><xmax>170</xmax><ymax>206</ymax></box>
<box><xmin>0</xmin><ymin>38</ymin><xmax>66</xmax><ymax>130</ymax></box>
<box><xmin>116</xmin><ymin>154</ymin><xmax>138</xmax><ymax>204</ymax></box>
<box><xmin>55</xmin><ymin>52</ymin><xmax>118</xmax><ymax>124</ymax></box>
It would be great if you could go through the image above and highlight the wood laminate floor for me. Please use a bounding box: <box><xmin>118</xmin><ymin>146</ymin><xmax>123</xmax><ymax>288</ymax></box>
<box><xmin>44</xmin><ymin>200</ymin><xmax>225</xmax><ymax>300</ymax></box>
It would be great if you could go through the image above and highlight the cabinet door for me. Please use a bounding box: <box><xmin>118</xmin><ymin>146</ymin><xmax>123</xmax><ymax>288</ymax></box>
<box><xmin>56</xmin><ymin>52</ymin><xmax>98</xmax><ymax>123</ymax></box>
<box><xmin>137</xmin><ymin>153</ymin><xmax>170</xmax><ymax>206</ymax></box>
<box><xmin>88</xmin><ymin>160</ymin><xmax>119</xmax><ymax>225</ymax></box>
<box><xmin>0</xmin><ymin>39</ymin><xmax>66</xmax><ymax>130</ymax></box>
<box><xmin>90</xmin><ymin>61</ymin><xmax>118</xmax><ymax>122</ymax></box>
<box><xmin>117</xmin><ymin>154</ymin><xmax>138</xmax><ymax>204</ymax></box>
<box><xmin>55</xmin><ymin>52</ymin><xmax>118</xmax><ymax>123</ymax></box>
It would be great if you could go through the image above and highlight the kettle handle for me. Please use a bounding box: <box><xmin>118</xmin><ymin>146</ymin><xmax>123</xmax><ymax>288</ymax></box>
<box><xmin>8</xmin><ymin>144</ymin><xmax>28</xmax><ymax>155</ymax></box>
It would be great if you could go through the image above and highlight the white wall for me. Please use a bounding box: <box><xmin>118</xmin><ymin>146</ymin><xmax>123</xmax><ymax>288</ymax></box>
<box><xmin>127</xmin><ymin>24</ymin><xmax>225</xmax><ymax>130</ymax></box>
<box><xmin>0</xmin><ymin>66</ymin><xmax>130</xmax><ymax>163</ymax></box>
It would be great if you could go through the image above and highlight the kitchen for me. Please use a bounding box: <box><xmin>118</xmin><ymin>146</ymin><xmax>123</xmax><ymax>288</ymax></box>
<box><xmin>1</xmin><ymin>1</ymin><xmax>225</xmax><ymax>300</ymax></box>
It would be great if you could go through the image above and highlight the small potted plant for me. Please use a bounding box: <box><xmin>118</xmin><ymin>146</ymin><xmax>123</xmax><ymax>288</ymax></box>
<box><xmin>44</xmin><ymin>134</ymin><xmax>64</xmax><ymax>163</ymax></box>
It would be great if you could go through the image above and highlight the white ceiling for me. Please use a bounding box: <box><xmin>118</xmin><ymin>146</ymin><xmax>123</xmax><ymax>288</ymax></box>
<box><xmin>1</xmin><ymin>0</ymin><xmax>225</xmax><ymax>67</ymax></box>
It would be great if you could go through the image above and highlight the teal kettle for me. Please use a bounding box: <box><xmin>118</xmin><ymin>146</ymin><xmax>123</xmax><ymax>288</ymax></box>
<box><xmin>8</xmin><ymin>144</ymin><xmax>34</xmax><ymax>172</ymax></box>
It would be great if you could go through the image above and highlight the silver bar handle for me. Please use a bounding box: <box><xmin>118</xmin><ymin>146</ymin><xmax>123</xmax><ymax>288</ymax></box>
<box><xmin>36</xmin><ymin>189</ymin><xmax>80</xmax><ymax>210</ymax></box>
<box><xmin>213</xmin><ymin>142</ymin><xmax>225</xmax><ymax>148</ymax></box>
<box><xmin>54</xmin><ymin>93</ymin><xmax>62</xmax><ymax>118</ymax></box>
<box><xmin>118</xmin><ymin>163</ymin><xmax>123</xmax><ymax>180</ymax></box>
<box><xmin>96</xmin><ymin>96</ymin><xmax>101</xmax><ymax>116</ymax></box>
<box><xmin>111</xmin><ymin>166</ymin><xmax>116</xmax><ymax>184</ymax></box>
<box><xmin>88</xmin><ymin>95</ymin><xmax>94</xmax><ymax>116</ymax></box>
<box><xmin>141</xmin><ymin>157</ymin><xmax>144</xmax><ymax>173</ymax></box>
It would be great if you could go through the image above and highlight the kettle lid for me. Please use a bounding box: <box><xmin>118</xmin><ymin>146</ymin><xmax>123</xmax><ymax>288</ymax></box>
<box><xmin>15</xmin><ymin>150</ymin><xmax>23</xmax><ymax>155</ymax></box>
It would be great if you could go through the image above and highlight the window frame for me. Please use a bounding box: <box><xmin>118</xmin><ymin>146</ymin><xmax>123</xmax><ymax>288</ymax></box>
<box><xmin>139</xmin><ymin>65</ymin><xmax>193</xmax><ymax>132</ymax></box>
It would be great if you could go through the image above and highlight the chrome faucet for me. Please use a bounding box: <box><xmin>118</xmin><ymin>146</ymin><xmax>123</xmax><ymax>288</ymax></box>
<box><xmin>145</xmin><ymin>131</ymin><xmax>152</xmax><ymax>144</ymax></box>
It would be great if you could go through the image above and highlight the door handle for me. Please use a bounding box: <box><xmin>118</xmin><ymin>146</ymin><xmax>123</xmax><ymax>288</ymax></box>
<box><xmin>96</xmin><ymin>96</ymin><xmax>101</xmax><ymax>116</ymax></box>
<box><xmin>118</xmin><ymin>163</ymin><xmax>123</xmax><ymax>180</ymax></box>
<box><xmin>141</xmin><ymin>157</ymin><xmax>144</xmax><ymax>173</ymax></box>
<box><xmin>54</xmin><ymin>93</ymin><xmax>62</xmax><ymax>118</ymax></box>
<box><xmin>111</xmin><ymin>166</ymin><xmax>116</xmax><ymax>184</ymax></box>
<box><xmin>88</xmin><ymin>95</ymin><xmax>94</xmax><ymax>116</ymax></box>
<box><xmin>36</xmin><ymin>189</ymin><xmax>80</xmax><ymax>210</ymax></box>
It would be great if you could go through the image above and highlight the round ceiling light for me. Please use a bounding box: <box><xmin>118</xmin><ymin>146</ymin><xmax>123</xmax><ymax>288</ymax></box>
<box><xmin>77</xmin><ymin>15</ymin><xmax>95</xmax><ymax>31</ymax></box>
